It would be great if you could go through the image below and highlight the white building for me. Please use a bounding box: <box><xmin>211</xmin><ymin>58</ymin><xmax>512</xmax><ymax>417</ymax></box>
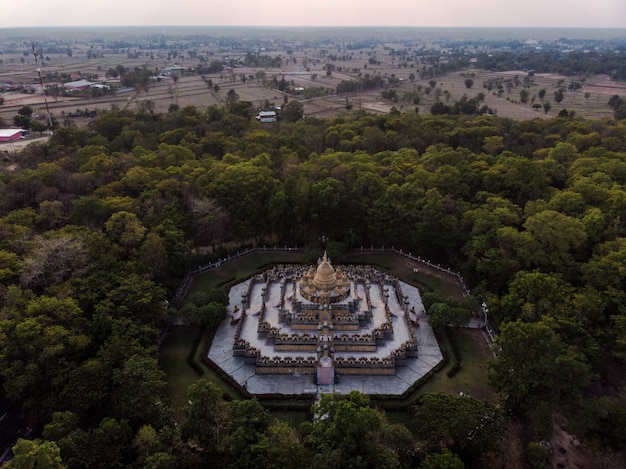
<box><xmin>256</xmin><ymin>110</ymin><xmax>277</xmax><ymax>123</ymax></box>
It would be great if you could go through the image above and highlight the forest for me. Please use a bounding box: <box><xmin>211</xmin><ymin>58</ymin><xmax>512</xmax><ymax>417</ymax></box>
<box><xmin>1</xmin><ymin>103</ymin><xmax>626</xmax><ymax>468</ymax></box>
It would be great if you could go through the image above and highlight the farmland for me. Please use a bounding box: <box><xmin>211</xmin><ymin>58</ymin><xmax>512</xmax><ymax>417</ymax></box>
<box><xmin>1</xmin><ymin>26</ymin><xmax>625</xmax><ymax>128</ymax></box>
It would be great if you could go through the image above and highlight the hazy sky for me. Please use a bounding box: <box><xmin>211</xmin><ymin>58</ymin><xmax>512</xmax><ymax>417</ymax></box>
<box><xmin>4</xmin><ymin>0</ymin><xmax>626</xmax><ymax>29</ymax></box>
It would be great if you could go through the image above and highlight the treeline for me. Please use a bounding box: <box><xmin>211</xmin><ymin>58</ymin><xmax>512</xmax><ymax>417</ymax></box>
<box><xmin>242</xmin><ymin>52</ymin><xmax>283</xmax><ymax>68</ymax></box>
<box><xmin>1</xmin><ymin>105</ymin><xmax>626</xmax><ymax>467</ymax></box>
<box><xmin>430</xmin><ymin>94</ymin><xmax>492</xmax><ymax>116</ymax></box>
<box><xmin>336</xmin><ymin>74</ymin><xmax>386</xmax><ymax>93</ymax></box>
<box><xmin>476</xmin><ymin>49</ymin><xmax>626</xmax><ymax>80</ymax></box>
<box><xmin>417</xmin><ymin>58</ymin><xmax>469</xmax><ymax>79</ymax></box>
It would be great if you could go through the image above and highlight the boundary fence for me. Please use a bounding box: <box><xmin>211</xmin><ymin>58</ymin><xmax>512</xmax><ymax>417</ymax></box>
<box><xmin>174</xmin><ymin>244</ymin><xmax>494</xmax><ymax>341</ymax></box>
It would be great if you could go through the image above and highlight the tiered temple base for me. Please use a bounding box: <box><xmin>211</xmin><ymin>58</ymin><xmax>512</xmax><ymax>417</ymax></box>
<box><xmin>230</xmin><ymin>254</ymin><xmax>419</xmax><ymax>382</ymax></box>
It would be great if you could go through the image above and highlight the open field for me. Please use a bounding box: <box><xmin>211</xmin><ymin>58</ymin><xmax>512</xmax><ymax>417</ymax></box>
<box><xmin>3</xmin><ymin>66</ymin><xmax>624</xmax><ymax>124</ymax></box>
<box><xmin>2</xmin><ymin>29</ymin><xmax>625</xmax><ymax>125</ymax></box>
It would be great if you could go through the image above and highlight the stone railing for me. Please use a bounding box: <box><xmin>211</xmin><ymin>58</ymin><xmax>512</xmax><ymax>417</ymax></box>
<box><xmin>256</xmin><ymin>355</ymin><xmax>317</xmax><ymax>366</ymax></box>
<box><xmin>371</xmin><ymin>304</ymin><xmax>394</xmax><ymax>340</ymax></box>
<box><xmin>333</xmin><ymin>312</ymin><xmax>360</xmax><ymax>324</ymax></box>
<box><xmin>334</xmin><ymin>356</ymin><xmax>395</xmax><ymax>367</ymax></box>
<box><xmin>178</xmin><ymin>244</ymin><xmax>472</xmax><ymax>301</ymax></box>
<box><xmin>257</xmin><ymin>320</ymin><xmax>280</xmax><ymax>338</ymax></box>
<box><xmin>357</xmin><ymin>246</ymin><xmax>487</xmax><ymax>329</ymax></box>
<box><xmin>392</xmin><ymin>340</ymin><xmax>418</xmax><ymax>360</ymax></box>
<box><xmin>232</xmin><ymin>306</ymin><xmax>247</xmax><ymax>343</ymax></box>
<box><xmin>233</xmin><ymin>338</ymin><xmax>250</xmax><ymax>352</ymax></box>
<box><xmin>406</xmin><ymin>314</ymin><xmax>418</xmax><ymax>343</ymax></box>
<box><xmin>372</xmin><ymin>321</ymin><xmax>393</xmax><ymax>339</ymax></box>
<box><xmin>175</xmin><ymin>245</ymin><xmax>304</xmax><ymax>298</ymax></box>
<box><xmin>334</xmin><ymin>333</ymin><xmax>374</xmax><ymax>345</ymax></box>
<box><xmin>275</xmin><ymin>333</ymin><xmax>318</xmax><ymax>345</ymax></box>
<box><xmin>178</xmin><ymin>245</ymin><xmax>486</xmax><ymax>346</ymax></box>
<box><xmin>233</xmin><ymin>339</ymin><xmax>261</xmax><ymax>362</ymax></box>
<box><xmin>291</xmin><ymin>312</ymin><xmax>318</xmax><ymax>324</ymax></box>
<box><xmin>392</xmin><ymin>278</ymin><xmax>405</xmax><ymax>304</ymax></box>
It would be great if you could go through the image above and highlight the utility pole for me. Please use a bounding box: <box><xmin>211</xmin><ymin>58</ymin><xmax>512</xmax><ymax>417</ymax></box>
<box><xmin>32</xmin><ymin>42</ymin><xmax>53</xmax><ymax>131</ymax></box>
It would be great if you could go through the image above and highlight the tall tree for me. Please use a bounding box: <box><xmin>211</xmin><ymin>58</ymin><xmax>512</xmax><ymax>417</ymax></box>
<box><xmin>183</xmin><ymin>379</ymin><xmax>231</xmax><ymax>454</ymax></box>
<box><xmin>220</xmin><ymin>399</ymin><xmax>271</xmax><ymax>468</ymax></box>
<box><xmin>4</xmin><ymin>439</ymin><xmax>65</xmax><ymax>469</ymax></box>
<box><xmin>0</xmin><ymin>296</ymin><xmax>90</xmax><ymax>418</ymax></box>
<box><xmin>420</xmin><ymin>449</ymin><xmax>465</xmax><ymax>469</ymax></box>
<box><xmin>413</xmin><ymin>392</ymin><xmax>506</xmax><ymax>464</ymax></box>
<box><xmin>282</xmin><ymin>100</ymin><xmax>304</xmax><ymax>123</ymax></box>
<box><xmin>489</xmin><ymin>318</ymin><xmax>593</xmax><ymax>412</ymax></box>
<box><xmin>112</xmin><ymin>354</ymin><xmax>168</xmax><ymax>425</ymax></box>
<box><xmin>303</xmin><ymin>391</ymin><xmax>405</xmax><ymax>469</ymax></box>
<box><xmin>521</xmin><ymin>210</ymin><xmax>587</xmax><ymax>276</ymax></box>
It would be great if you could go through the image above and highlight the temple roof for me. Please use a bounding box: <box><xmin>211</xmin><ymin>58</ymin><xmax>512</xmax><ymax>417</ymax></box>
<box><xmin>312</xmin><ymin>251</ymin><xmax>337</xmax><ymax>290</ymax></box>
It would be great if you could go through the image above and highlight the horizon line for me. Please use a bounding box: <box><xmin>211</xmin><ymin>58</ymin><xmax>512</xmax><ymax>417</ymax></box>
<box><xmin>3</xmin><ymin>25</ymin><xmax>626</xmax><ymax>30</ymax></box>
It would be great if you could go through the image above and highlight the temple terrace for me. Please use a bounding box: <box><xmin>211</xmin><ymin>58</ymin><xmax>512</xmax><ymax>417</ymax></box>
<box><xmin>208</xmin><ymin>252</ymin><xmax>443</xmax><ymax>396</ymax></box>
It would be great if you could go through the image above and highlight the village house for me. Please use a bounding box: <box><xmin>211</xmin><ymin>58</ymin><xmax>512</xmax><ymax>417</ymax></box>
<box><xmin>256</xmin><ymin>110</ymin><xmax>277</xmax><ymax>123</ymax></box>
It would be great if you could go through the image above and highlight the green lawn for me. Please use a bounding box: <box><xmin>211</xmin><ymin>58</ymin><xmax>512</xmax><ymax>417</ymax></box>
<box><xmin>417</xmin><ymin>328</ymin><xmax>496</xmax><ymax>400</ymax></box>
<box><xmin>342</xmin><ymin>251</ymin><xmax>465</xmax><ymax>299</ymax></box>
<box><xmin>186</xmin><ymin>249</ymin><xmax>464</xmax><ymax>309</ymax></box>
<box><xmin>162</xmin><ymin>252</ymin><xmax>306</xmax><ymax>417</ymax></box>
<box><xmin>160</xmin><ymin>326</ymin><xmax>243</xmax><ymax>421</ymax></box>
<box><xmin>159</xmin><ymin>326</ymin><xmax>202</xmax><ymax>420</ymax></box>
<box><xmin>409</xmin><ymin>271</ymin><xmax>457</xmax><ymax>296</ymax></box>
<box><xmin>185</xmin><ymin>251</ymin><xmax>304</xmax><ymax>296</ymax></box>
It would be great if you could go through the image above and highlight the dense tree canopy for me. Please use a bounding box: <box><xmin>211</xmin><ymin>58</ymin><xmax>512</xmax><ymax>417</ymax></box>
<box><xmin>1</xmin><ymin>103</ymin><xmax>626</xmax><ymax>467</ymax></box>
